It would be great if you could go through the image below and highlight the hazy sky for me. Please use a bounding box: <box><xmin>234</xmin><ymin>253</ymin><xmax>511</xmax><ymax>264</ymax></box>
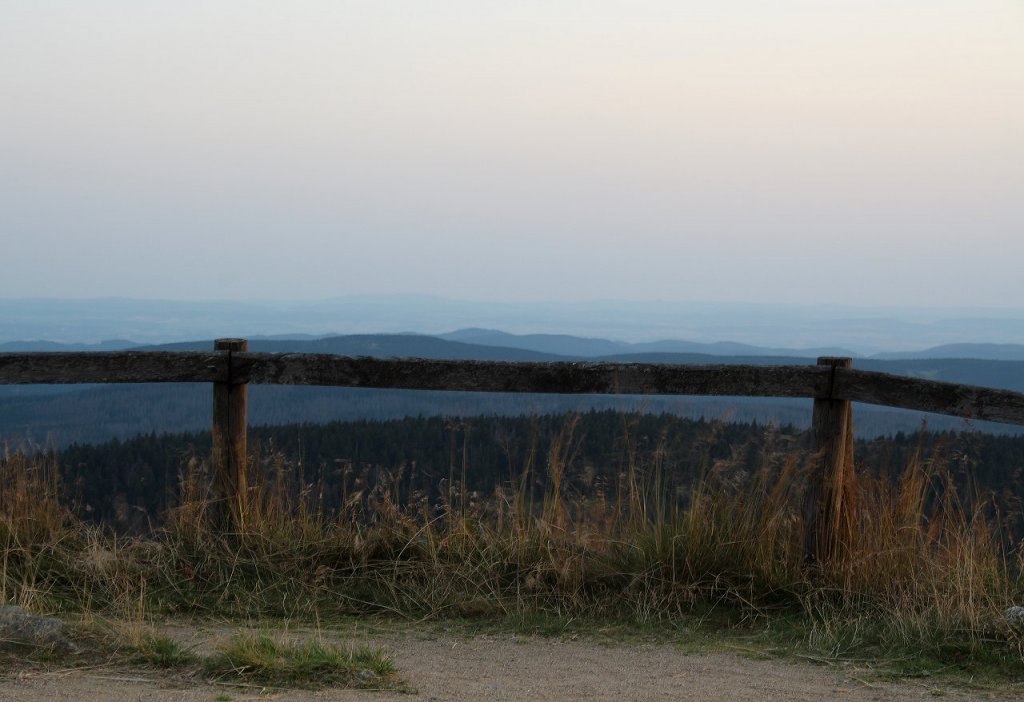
<box><xmin>2</xmin><ymin>1</ymin><xmax>1022</xmax><ymax>306</ymax></box>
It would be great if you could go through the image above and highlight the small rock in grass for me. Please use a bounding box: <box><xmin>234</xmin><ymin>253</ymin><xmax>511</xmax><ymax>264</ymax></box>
<box><xmin>1006</xmin><ymin>606</ymin><xmax>1024</xmax><ymax>630</ymax></box>
<box><xmin>0</xmin><ymin>605</ymin><xmax>81</xmax><ymax>655</ymax></box>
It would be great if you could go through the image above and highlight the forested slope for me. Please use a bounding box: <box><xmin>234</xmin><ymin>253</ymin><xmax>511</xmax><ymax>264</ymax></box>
<box><xmin>55</xmin><ymin>411</ymin><xmax>1024</xmax><ymax>535</ymax></box>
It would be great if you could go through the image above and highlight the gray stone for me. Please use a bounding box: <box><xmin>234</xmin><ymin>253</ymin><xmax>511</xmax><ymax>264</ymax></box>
<box><xmin>0</xmin><ymin>605</ymin><xmax>80</xmax><ymax>655</ymax></box>
<box><xmin>1006</xmin><ymin>606</ymin><xmax>1024</xmax><ymax>629</ymax></box>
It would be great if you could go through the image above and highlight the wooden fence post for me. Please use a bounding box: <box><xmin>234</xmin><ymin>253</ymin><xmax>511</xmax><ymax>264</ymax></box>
<box><xmin>805</xmin><ymin>356</ymin><xmax>855</xmax><ymax>565</ymax></box>
<box><xmin>212</xmin><ymin>338</ymin><xmax>248</xmax><ymax>528</ymax></box>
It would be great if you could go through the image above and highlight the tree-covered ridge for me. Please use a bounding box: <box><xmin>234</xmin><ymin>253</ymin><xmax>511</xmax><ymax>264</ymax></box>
<box><xmin>53</xmin><ymin>411</ymin><xmax>1024</xmax><ymax>536</ymax></box>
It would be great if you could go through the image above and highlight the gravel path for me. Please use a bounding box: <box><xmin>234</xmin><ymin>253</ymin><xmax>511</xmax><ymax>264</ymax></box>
<box><xmin>1</xmin><ymin>627</ymin><xmax>1019</xmax><ymax>701</ymax></box>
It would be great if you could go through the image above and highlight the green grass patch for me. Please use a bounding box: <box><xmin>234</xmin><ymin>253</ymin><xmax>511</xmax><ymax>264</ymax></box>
<box><xmin>57</xmin><ymin>618</ymin><xmax>198</xmax><ymax>669</ymax></box>
<box><xmin>129</xmin><ymin>630</ymin><xmax>198</xmax><ymax>668</ymax></box>
<box><xmin>1</xmin><ymin>616</ymin><xmax>399</xmax><ymax>692</ymax></box>
<box><xmin>202</xmin><ymin>632</ymin><xmax>395</xmax><ymax>689</ymax></box>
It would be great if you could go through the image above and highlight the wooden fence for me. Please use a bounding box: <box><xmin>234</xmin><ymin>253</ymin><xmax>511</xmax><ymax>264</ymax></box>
<box><xmin>3</xmin><ymin>338</ymin><xmax>1024</xmax><ymax>561</ymax></box>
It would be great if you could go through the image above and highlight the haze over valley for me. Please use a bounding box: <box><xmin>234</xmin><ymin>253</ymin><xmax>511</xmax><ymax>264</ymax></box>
<box><xmin>5</xmin><ymin>296</ymin><xmax>1024</xmax><ymax>356</ymax></box>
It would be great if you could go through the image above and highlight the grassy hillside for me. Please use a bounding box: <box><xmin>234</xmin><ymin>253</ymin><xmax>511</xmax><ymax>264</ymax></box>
<box><xmin>4</xmin><ymin>413</ymin><xmax>1024</xmax><ymax>679</ymax></box>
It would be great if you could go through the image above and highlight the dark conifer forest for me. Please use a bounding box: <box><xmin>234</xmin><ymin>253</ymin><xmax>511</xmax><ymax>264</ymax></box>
<box><xmin>52</xmin><ymin>411</ymin><xmax>1024</xmax><ymax>537</ymax></box>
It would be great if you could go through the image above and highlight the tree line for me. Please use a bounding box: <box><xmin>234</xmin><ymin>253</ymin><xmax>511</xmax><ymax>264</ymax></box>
<box><xmin>42</xmin><ymin>411</ymin><xmax>1024</xmax><ymax>537</ymax></box>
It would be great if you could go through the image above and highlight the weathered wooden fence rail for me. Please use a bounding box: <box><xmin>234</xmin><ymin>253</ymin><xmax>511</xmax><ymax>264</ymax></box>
<box><xmin>3</xmin><ymin>339</ymin><xmax>1024</xmax><ymax>559</ymax></box>
<box><xmin>5</xmin><ymin>349</ymin><xmax>1024</xmax><ymax>421</ymax></box>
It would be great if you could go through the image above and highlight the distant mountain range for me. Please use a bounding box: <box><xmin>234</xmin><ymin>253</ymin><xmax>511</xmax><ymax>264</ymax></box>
<box><xmin>4</xmin><ymin>296</ymin><xmax>1024</xmax><ymax>353</ymax></box>
<box><xmin>437</xmin><ymin>329</ymin><xmax>859</xmax><ymax>359</ymax></box>
<box><xmin>6</xmin><ymin>329</ymin><xmax>1024</xmax><ymax>362</ymax></box>
<box><xmin>872</xmin><ymin>344</ymin><xmax>1024</xmax><ymax>361</ymax></box>
<box><xmin>439</xmin><ymin>330</ymin><xmax>1024</xmax><ymax>363</ymax></box>
<box><xmin>2</xmin><ymin>331</ymin><xmax>1023</xmax><ymax>447</ymax></box>
<box><xmin>0</xmin><ymin>339</ymin><xmax>142</xmax><ymax>352</ymax></box>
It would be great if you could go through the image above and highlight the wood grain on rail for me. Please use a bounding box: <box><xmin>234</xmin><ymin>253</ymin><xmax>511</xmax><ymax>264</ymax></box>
<box><xmin>3</xmin><ymin>350</ymin><xmax>1024</xmax><ymax>427</ymax></box>
<box><xmin>834</xmin><ymin>368</ymin><xmax>1024</xmax><ymax>426</ymax></box>
<box><xmin>0</xmin><ymin>352</ymin><xmax>227</xmax><ymax>383</ymax></box>
<box><xmin>234</xmin><ymin>353</ymin><xmax>833</xmax><ymax>398</ymax></box>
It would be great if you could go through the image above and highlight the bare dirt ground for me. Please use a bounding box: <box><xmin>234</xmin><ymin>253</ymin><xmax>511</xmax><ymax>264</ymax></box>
<box><xmin>1</xmin><ymin>624</ymin><xmax>1020</xmax><ymax>702</ymax></box>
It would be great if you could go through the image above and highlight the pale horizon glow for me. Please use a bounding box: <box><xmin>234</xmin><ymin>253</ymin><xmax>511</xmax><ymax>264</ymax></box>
<box><xmin>2</xmin><ymin>1</ymin><xmax>1022</xmax><ymax>307</ymax></box>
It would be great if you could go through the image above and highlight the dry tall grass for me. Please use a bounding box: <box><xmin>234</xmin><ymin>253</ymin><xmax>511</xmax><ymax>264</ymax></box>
<box><xmin>2</xmin><ymin>421</ymin><xmax>1023</xmax><ymax>671</ymax></box>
